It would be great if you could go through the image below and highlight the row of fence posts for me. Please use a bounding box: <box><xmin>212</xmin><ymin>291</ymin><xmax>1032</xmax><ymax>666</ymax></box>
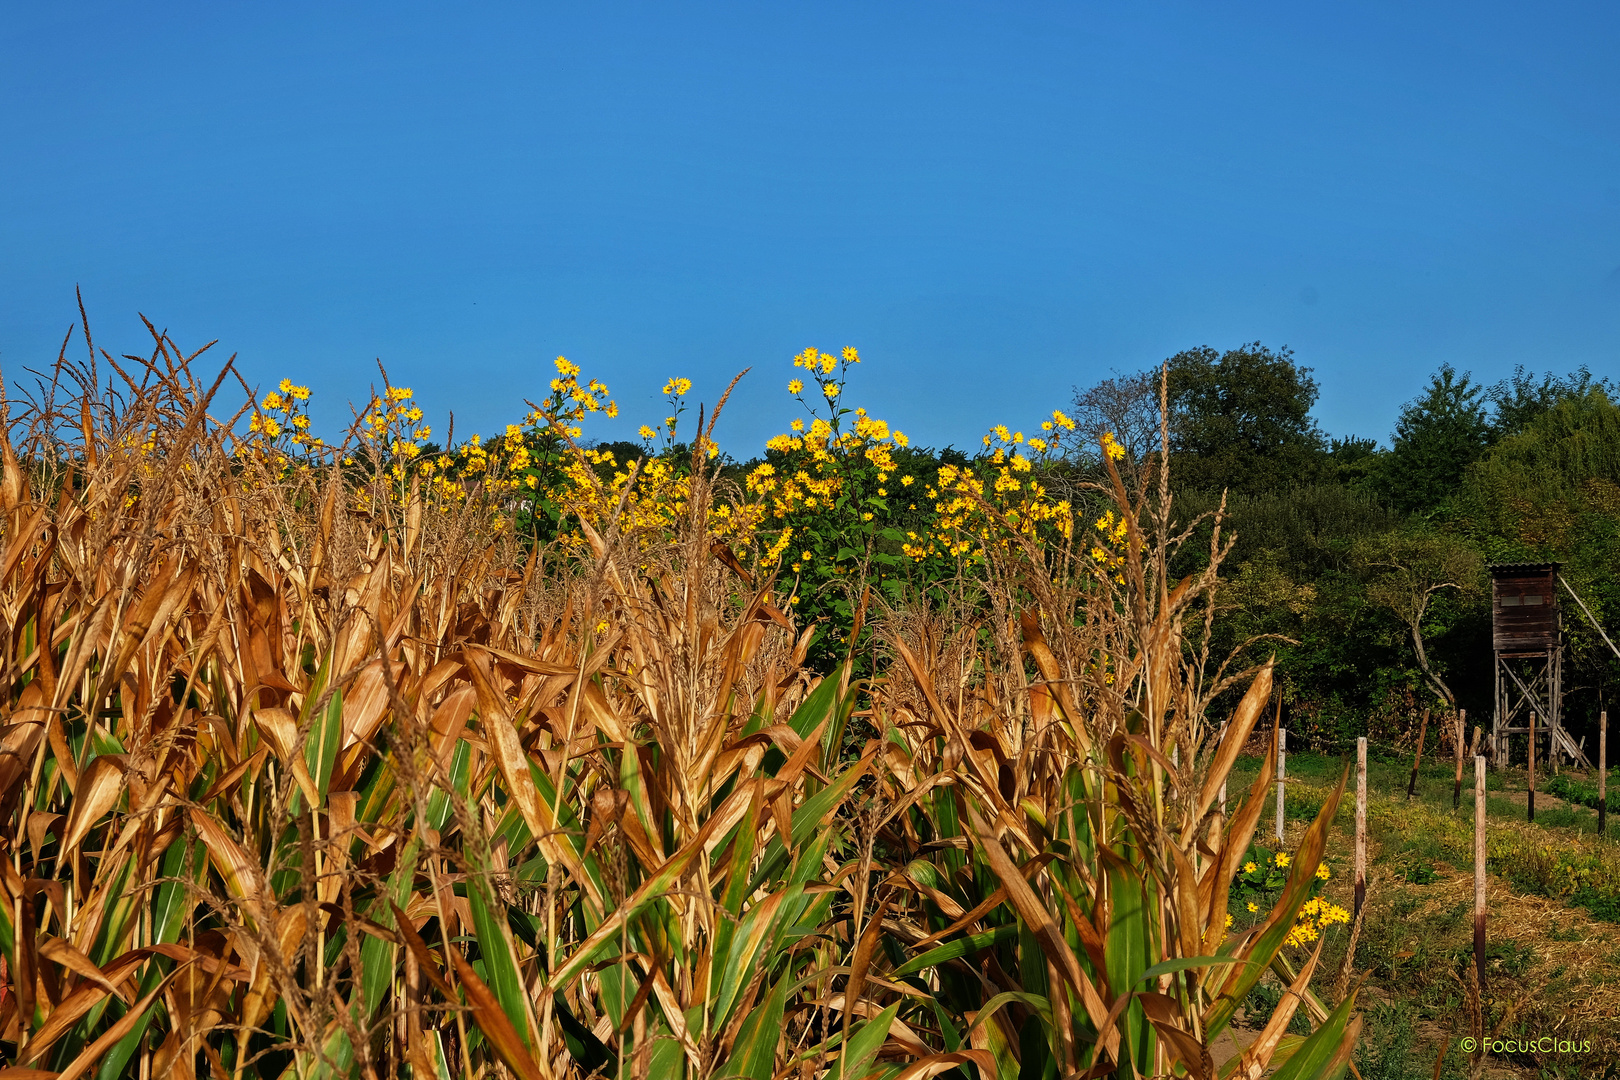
<box><xmin>1344</xmin><ymin>735</ymin><xmax>1490</xmax><ymax>991</ymax></box>
<box><xmin>1266</xmin><ymin>710</ymin><xmax>1612</xmax><ymax>999</ymax></box>
<box><xmin>1509</xmin><ymin>709</ymin><xmax>1607</xmax><ymax>828</ymax></box>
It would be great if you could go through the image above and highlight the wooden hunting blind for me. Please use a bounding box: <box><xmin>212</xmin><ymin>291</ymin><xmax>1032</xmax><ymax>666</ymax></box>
<box><xmin>1490</xmin><ymin>563</ymin><xmax>1588</xmax><ymax>768</ymax></box>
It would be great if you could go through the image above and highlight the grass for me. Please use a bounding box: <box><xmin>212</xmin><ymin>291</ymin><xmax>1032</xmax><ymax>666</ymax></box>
<box><xmin>1228</xmin><ymin>744</ymin><xmax>1620</xmax><ymax>1075</ymax></box>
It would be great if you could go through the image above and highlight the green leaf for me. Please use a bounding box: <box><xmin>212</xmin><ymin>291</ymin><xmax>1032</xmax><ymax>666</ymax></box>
<box><xmin>891</xmin><ymin>925</ymin><xmax>1020</xmax><ymax>979</ymax></box>
<box><xmin>468</xmin><ymin>859</ymin><xmax>533</xmax><ymax>1048</ymax></box>
<box><xmin>839</xmin><ymin>1001</ymin><xmax>899</xmax><ymax>1080</ymax></box>
<box><xmin>1260</xmin><ymin>990</ymin><xmax>1360</xmax><ymax>1080</ymax></box>
<box><xmin>719</xmin><ymin>968</ymin><xmax>790</xmax><ymax>1080</ymax></box>
<box><xmin>1138</xmin><ymin>954</ymin><xmax>1241</xmax><ymax>983</ymax></box>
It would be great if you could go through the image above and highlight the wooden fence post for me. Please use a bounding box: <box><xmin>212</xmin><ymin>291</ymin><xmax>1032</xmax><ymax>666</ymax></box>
<box><xmin>1275</xmin><ymin>729</ymin><xmax>1287</xmax><ymax>842</ymax></box>
<box><xmin>1407</xmin><ymin>707</ymin><xmax>1430</xmax><ymax>799</ymax></box>
<box><xmin>1600</xmin><ymin>710</ymin><xmax>1608</xmax><ymax>837</ymax></box>
<box><xmin>1453</xmin><ymin>709</ymin><xmax>1466</xmax><ymax>810</ymax></box>
<box><xmin>1355</xmin><ymin>736</ymin><xmax>1367</xmax><ymax>920</ymax></box>
<box><xmin>1475</xmin><ymin>754</ymin><xmax>1487</xmax><ymax>995</ymax></box>
<box><xmin>1528</xmin><ymin>710</ymin><xmax>1537</xmax><ymax>824</ymax></box>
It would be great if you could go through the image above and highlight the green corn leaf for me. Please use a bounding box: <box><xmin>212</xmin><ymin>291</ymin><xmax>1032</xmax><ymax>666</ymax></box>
<box><xmin>718</xmin><ymin>967</ymin><xmax>791</xmax><ymax>1080</ymax></box>
<box><xmin>1254</xmin><ymin>990</ymin><xmax>1360</xmax><ymax>1080</ymax></box>
<box><xmin>839</xmin><ymin>1000</ymin><xmax>899</xmax><ymax>1080</ymax></box>
<box><xmin>427</xmin><ymin>738</ymin><xmax>471</xmax><ymax>832</ymax></box>
<box><xmin>713</xmin><ymin>884</ymin><xmax>805</xmax><ymax>1028</ymax></box>
<box><xmin>892</xmin><ymin>925</ymin><xmax>1020</xmax><ymax>979</ymax></box>
<box><xmin>468</xmin><ymin>858</ymin><xmax>533</xmax><ymax>1048</ymax></box>
<box><xmin>749</xmin><ymin>751</ymin><xmax>870</xmax><ymax>894</ymax></box>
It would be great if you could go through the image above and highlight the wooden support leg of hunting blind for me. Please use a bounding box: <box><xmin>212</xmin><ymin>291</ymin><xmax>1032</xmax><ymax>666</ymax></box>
<box><xmin>1355</xmin><ymin>737</ymin><xmax>1367</xmax><ymax>921</ymax></box>
<box><xmin>1275</xmin><ymin>729</ymin><xmax>1287</xmax><ymax>843</ymax></box>
<box><xmin>1408</xmin><ymin>707</ymin><xmax>1430</xmax><ymax>799</ymax></box>
<box><xmin>1454</xmin><ymin>709</ymin><xmax>1466</xmax><ymax>810</ymax></box>
<box><xmin>1598</xmin><ymin>707</ymin><xmax>1609</xmax><ymax>832</ymax></box>
<box><xmin>1475</xmin><ymin>754</ymin><xmax>1487</xmax><ymax>995</ymax></box>
<box><xmin>1529</xmin><ymin>710</ymin><xmax>1537</xmax><ymax>824</ymax></box>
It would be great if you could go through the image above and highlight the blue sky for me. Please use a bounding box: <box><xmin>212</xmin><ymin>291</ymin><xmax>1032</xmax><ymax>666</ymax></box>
<box><xmin>3</xmin><ymin>2</ymin><xmax>1617</xmax><ymax>455</ymax></box>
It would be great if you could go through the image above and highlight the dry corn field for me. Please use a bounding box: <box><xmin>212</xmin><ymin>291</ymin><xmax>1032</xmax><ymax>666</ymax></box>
<box><xmin>0</xmin><ymin>322</ymin><xmax>1362</xmax><ymax>1080</ymax></box>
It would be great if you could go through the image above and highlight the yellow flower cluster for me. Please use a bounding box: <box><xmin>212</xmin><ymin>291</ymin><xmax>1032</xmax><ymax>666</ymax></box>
<box><xmin>904</xmin><ymin>409</ymin><xmax>1074</xmax><ymax>561</ymax></box>
<box><xmin>558</xmin><ymin>376</ymin><xmax>762</xmax><ymax>552</ymax></box>
<box><xmin>1285</xmin><ymin>896</ymin><xmax>1351</xmax><ymax>946</ymax></box>
<box><xmin>239</xmin><ymin>378</ymin><xmax>321</xmax><ymax>477</ymax></box>
<box><xmin>1089</xmin><ymin>509</ymin><xmax>1129</xmax><ymax>577</ymax></box>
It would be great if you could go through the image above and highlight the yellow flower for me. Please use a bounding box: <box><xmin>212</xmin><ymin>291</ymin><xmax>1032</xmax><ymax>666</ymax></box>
<box><xmin>262</xmin><ymin>391</ymin><xmax>284</xmax><ymax>410</ymax></box>
<box><xmin>842</xmin><ymin>346</ymin><xmax>859</xmax><ymax>363</ymax></box>
<box><xmin>1224</xmin><ymin>913</ymin><xmax>1233</xmax><ymax>929</ymax></box>
<box><xmin>639</xmin><ymin>425</ymin><xmax>657</xmax><ymax>439</ymax></box>
<box><xmin>290</xmin><ymin>384</ymin><xmax>310</xmax><ymax>400</ymax></box>
<box><xmin>788</xmin><ymin>379</ymin><xmax>804</xmax><ymax>394</ymax></box>
<box><xmin>801</xmin><ymin>551</ymin><xmax>812</xmax><ymax>560</ymax></box>
<box><xmin>1316</xmin><ymin>864</ymin><xmax>1331</xmax><ymax>880</ymax></box>
<box><xmin>1247</xmin><ymin>901</ymin><xmax>1258</xmax><ymax>912</ymax></box>
<box><xmin>1243</xmin><ymin>861</ymin><xmax>1257</xmax><ymax>874</ymax></box>
<box><xmin>1101</xmin><ymin>431</ymin><xmax>1126</xmax><ymax>460</ymax></box>
<box><xmin>823</xmin><ymin>383</ymin><xmax>840</xmax><ymax>398</ymax></box>
<box><xmin>1274</xmin><ymin>853</ymin><xmax>1291</xmax><ymax>868</ymax></box>
<box><xmin>555</xmin><ymin>356</ymin><xmax>580</xmax><ymax>376</ymax></box>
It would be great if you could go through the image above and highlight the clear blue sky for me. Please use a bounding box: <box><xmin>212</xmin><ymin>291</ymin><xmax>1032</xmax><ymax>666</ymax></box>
<box><xmin>3</xmin><ymin>2</ymin><xmax>1617</xmax><ymax>455</ymax></box>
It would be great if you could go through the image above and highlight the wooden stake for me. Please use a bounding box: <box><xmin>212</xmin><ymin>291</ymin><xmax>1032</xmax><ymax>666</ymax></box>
<box><xmin>1407</xmin><ymin>707</ymin><xmax>1430</xmax><ymax>799</ymax></box>
<box><xmin>1275</xmin><ymin>728</ymin><xmax>1287</xmax><ymax>842</ymax></box>
<box><xmin>1528</xmin><ymin>710</ymin><xmax>1537</xmax><ymax>823</ymax></box>
<box><xmin>1453</xmin><ymin>709</ymin><xmax>1466</xmax><ymax>810</ymax></box>
<box><xmin>1600</xmin><ymin>709</ymin><xmax>1608</xmax><ymax>837</ymax></box>
<box><xmin>1474</xmin><ymin>754</ymin><xmax>1487</xmax><ymax>994</ymax></box>
<box><xmin>1355</xmin><ymin>736</ymin><xmax>1367</xmax><ymax>921</ymax></box>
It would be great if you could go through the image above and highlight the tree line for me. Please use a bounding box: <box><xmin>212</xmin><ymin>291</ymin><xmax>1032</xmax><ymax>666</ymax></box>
<box><xmin>1064</xmin><ymin>342</ymin><xmax>1620</xmax><ymax>754</ymax></box>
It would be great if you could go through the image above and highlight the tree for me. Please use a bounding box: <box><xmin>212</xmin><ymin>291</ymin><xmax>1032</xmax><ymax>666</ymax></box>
<box><xmin>1487</xmin><ymin>365</ymin><xmax>1618</xmax><ymax>441</ymax></box>
<box><xmin>1065</xmin><ymin>367</ymin><xmax>1163</xmax><ymax>487</ymax></box>
<box><xmin>1355</xmin><ymin>529</ymin><xmax>1484</xmax><ymax>708</ymax></box>
<box><xmin>1376</xmin><ymin>364</ymin><xmax>1489</xmax><ymax>515</ymax></box>
<box><xmin>1163</xmin><ymin>342</ymin><xmax>1327</xmax><ymax>495</ymax></box>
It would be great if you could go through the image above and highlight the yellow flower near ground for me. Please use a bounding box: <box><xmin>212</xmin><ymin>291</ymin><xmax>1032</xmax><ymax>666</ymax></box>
<box><xmin>1247</xmin><ymin>901</ymin><xmax>1258</xmax><ymax>912</ymax></box>
<box><xmin>1274</xmin><ymin>852</ymin><xmax>1291</xmax><ymax>868</ymax></box>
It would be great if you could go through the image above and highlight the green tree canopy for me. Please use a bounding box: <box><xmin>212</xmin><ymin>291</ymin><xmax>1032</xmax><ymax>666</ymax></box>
<box><xmin>1165</xmin><ymin>342</ymin><xmax>1327</xmax><ymax>495</ymax></box>
<box><xmin>1376</xmin><ymin>364</ymin><xmax>1489</xmax><ymax>514</ymax></box>
<box><xmin>1487</xmin><ymin>365</ymin><xmax>1618</xmax><ymax>441</ymax></box>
